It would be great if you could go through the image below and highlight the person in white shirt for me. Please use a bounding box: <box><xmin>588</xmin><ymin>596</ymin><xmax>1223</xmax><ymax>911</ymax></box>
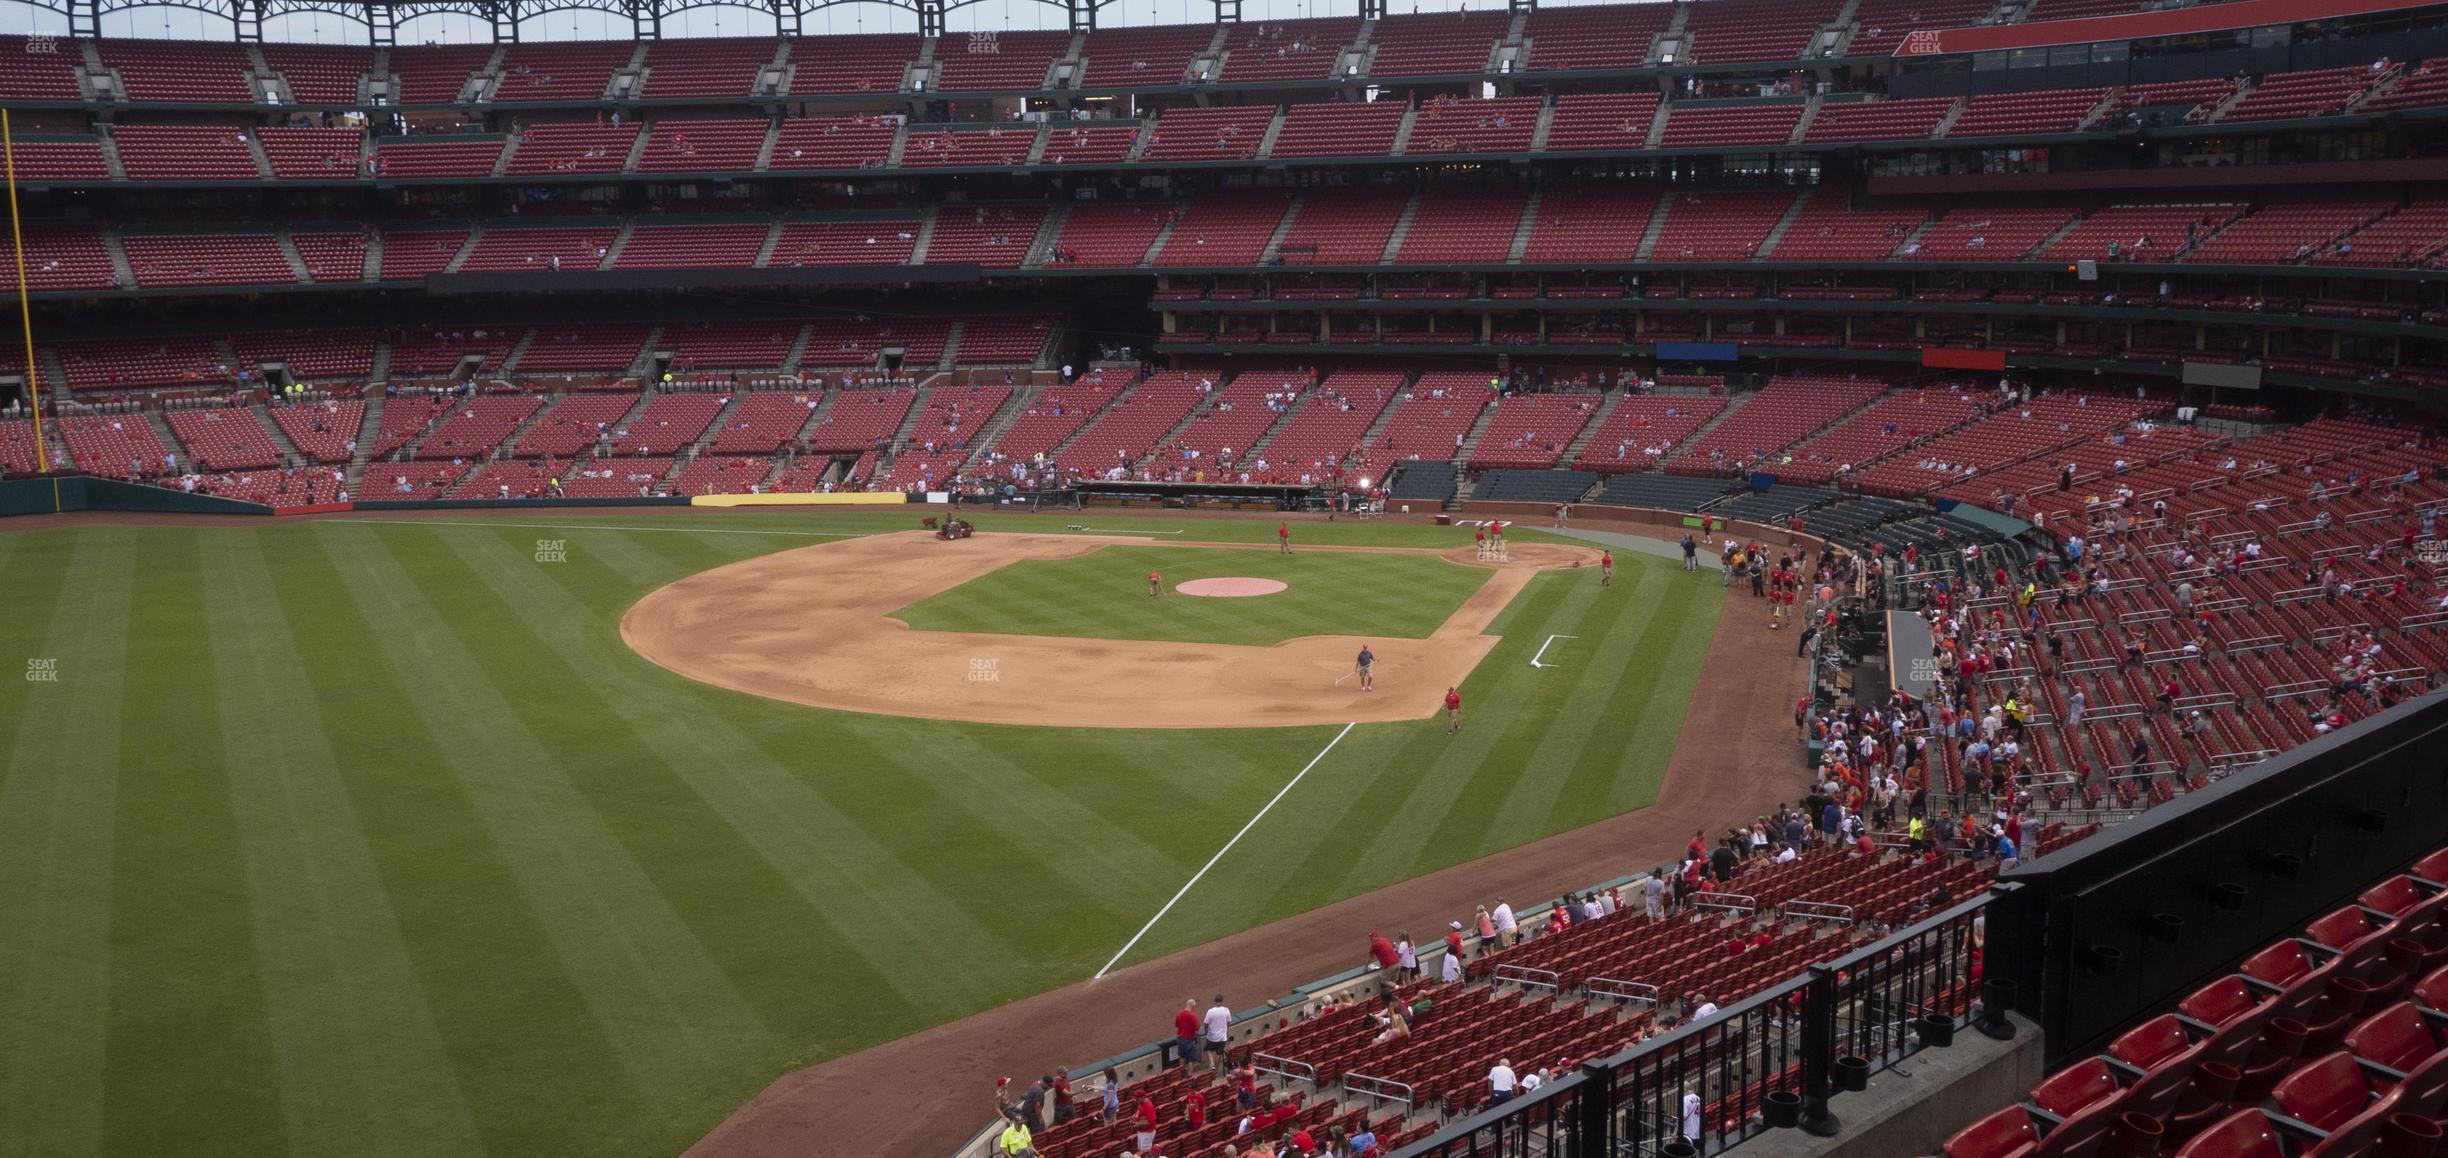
<box><xmin>1441</xmin><ymin>947</ymin><xmax>1463</xmax><ymax>984</ymax></box>
<box><xmin>1488</xmin><ymin>1059</ymin><xmax>1519</xmax><ymax>1105</ymax></box>
<box><xmin>1492</xmin><ymin>899</ymin><xmax>1518</xmax><ymax>945</ymax></box>
<box><xmin>1203</xmin><ymin>996</ymin><xmax>1232</xmax><ymax>1073</ymax></box>
<box><xmin>1682</xmin><ymin>1091</ymin><xmax>1704</xmax><ymax>1142</ymax></box>
<box><xmin>1692</xmin><ymin>995</ymin><xmax>1719</xmax><ymax>1021</ymax></box>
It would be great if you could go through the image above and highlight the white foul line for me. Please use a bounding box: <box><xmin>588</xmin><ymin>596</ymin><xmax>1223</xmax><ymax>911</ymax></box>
<box><xmin>1530</xmin><ymin>634</ymin><xmax>1579</xmax><ymax>669</ymax></box>
<box><xmin>322</xmin><ymin>518</ymin><xmax>862</xmax><ymax>539</ymax></box>
<box><xmin>1094</xmin><ymin>720</ymin><xmax>1357</xmax><ymax>980</ymax></box>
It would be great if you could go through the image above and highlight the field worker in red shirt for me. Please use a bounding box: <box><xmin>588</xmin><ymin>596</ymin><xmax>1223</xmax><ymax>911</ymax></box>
<box><xmin>1278</xmin><ymin>520</ymin><xmax>1292</xmax><ymax>555</ymax></box>
<box><xmin>1148</xmin><ymin>570</ymin><xmax>1162</xmax><ymax>597</ymax></box>
<box><xmin>1601</xmin><ymin>550</ymin><xmax>1614</xmax><ymax>587</ymax></box>
<box><xmin>1445</xmin><ymin>686</ymin><xmax>1463</xmax><ymax>734</ymax></box>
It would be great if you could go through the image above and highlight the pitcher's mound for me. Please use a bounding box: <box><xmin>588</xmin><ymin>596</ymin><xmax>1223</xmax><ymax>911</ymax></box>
<box><xmin>1177</xmin><ymin>577</ymin><xmax>1289</xmax><ymax>598</ymax></box>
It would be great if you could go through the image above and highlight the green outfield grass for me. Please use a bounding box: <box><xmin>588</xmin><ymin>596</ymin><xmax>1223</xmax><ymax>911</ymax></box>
<box><xmin>894</xmin><ymin>545</ymin><xmax>1491</xmax><ymax>645</ymax></box>
<box><xmin>0</xmin><ymin>510</ymin><xmax>1717</xmax><ymax>1158</ymax></box>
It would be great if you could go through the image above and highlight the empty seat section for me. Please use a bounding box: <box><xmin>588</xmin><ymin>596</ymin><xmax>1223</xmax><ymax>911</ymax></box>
<box><xmin>1151</xmin><ymin>371</ymin><xmax>1307</xmax><ymax>476</ymax></box>
<box><xmin>1845</xmin><ymin>394</ymin><xmax>2140</xmax><ymax>495</ymax></box>
<box><xmin>1766</xmin><ymin>189</ymin><xmax>1917</xmax><ymax>261</ymax></box>
<box><xmin>1651</xmin><ymin>190</ymin><xmax>1798</xmax><ymax>260</ymax></box>
<box><xmin>234</xmin><ymin>329</ymin><xmax>374</xmax><ymax>381</ymax></box>
<box><xmin>611</xmin><ymin>223</ymin><xmax>769</xmax><ymax>269</ymax></box>
<box><xmin>1803</xmin><ymin>96</ymin><xmax>1957</xmax><ymax>143</ymax></box>
<box><xmin>634</xmin><ymin>117</ymin><xmax>768</xmax><ymax>173</ymax></box>
<box><xmin>884</xmin><ymin>383</ymin><xmax>1012</xmax><ymax>489</ymax></box>
<box><xmin>1055</xmin><ymin>371</ymin><xmax>1206</xmax><ymax>476</ymax></box>
<box><xmin>1040</xmin><ymin>124</ymin><xmax>1141</xmax><ymax>165</ymax></box>
<box><xmin>256</xmin><ymin>126</ymin><xmax>362</xmax><ymax>178</ymax></box>
<box><xmin>1544</xmin><ymin>92</ymin><xmax>1662</xmax><ymax>152</ymax></box>
<box><xmin>492</xmin><ymin>41</ymin><xmax>632</xmax><ymax>102</ymax></box>
<box><xmin>1575</xmin><ymin>396</ymin><xmax>1726</xmax><ymax>472</ymax></box>
<box><xmin>766</xmin><ymin>116</ymin><xmax>895</xmax><ymax>170</ymax></box>
<box><xmin>504</xmin><ymin>122</ymin><xmax>638</xmax><ymax>175</ymax></box>
<box><xmin>1681</xmin><ymin>0</ymin><xmax>1836</xmax><ymax>63</ymax></box>
<box><xmin>4</xmin><ymin>226</ymin><xmax>115</xmax><ymax>291</ymax></box>
<box><xmin>1520</xmin><ymin>187</ymin><xmax>1661</xmax><ymax>264</ymax></box>
<box><xmin>977</xmin><ymin>377</ymin><xmax>1125</xmax><ymax>467</ymax></box>
<box><xmin>1268</xmin><ymin>100</ymin><xmax>1405</xmax><ymax>158</ymax></box>
<box><xmin>1354</xmin><ymin>371</ymin><xmax>1489</xmax><ymax>479</ymax></box>
<box><xmin>638</xmin><ymin>37</ymin><xmax>774</xmax><ymax>99</ymax></box>
<box><xmin>662</xmin><ymin>320</ymin><xmax>801</xmax><ymax>370</ymax></box>
<box><xmin>2364</xmin><ymin>57</ymin><xmax>2448</xmax><ymax>112</ymax></box>
<box><xmin>1470</xmin><ymin>393</ymin><xmax>1601</xmax><ymax>470</ymax></box>
<box><xmin>2183</xmin><ymin>202</ymin><xmax>2390</xmax><ymax>264</ymax></box>
<box><xmin>456</xmin><ymin>226</ymin><xmax>618</xmax><ymax>272</ymax></box>
<box><xmin>1140</xmin><ymin>106</ymin><xmax>1275</xmax><ymax>162</ymax></box>
<box><xmin>1260</xmin><ymin>368</ymin><xmax>1402</xmax><ymax>478</ymax></box>
<box><xmin>368</xmin><ymin>136</ymin><xmax>505</xmax><ymax>178</ymax></box>
<box><xmin>1218</xmin><ymin>17</ymin><xmax>1353</xmax><ymax>82</ymax></box>
<box><xmin>1046</xmin><ymin>203</ymin><xmax>1172</xmax><ymax>267</ymax></box>
<box><xmin>1275</xmin><ymin>189</ymin><xmax>1405</xmax><ymax>265</ymax></box>
<box><xmin>1777</xmin><ymin>387</ymin><xmax>1987</xmax><ymax>485</ymax></box>
<box><xmin>378</xmin><ymin>230</ymin><xmax>470</xmax><ymax>280</ymax></box>
<box><xmin>900</xmin><ymin>127</ymin><xmax>1035</xmax><ymax>167</ymax></box>
<box><xmin>953</xmin><ymin>316</ymin><xmax>1053</xmax><ymax>363</ymax></box>
<box><xmin>54</xmin><ymin>337</ymin><xmax>227</xmax><ymax>392</ymax></box>
<box><xmin>2219</xmin><ymin>65</ymin><xmax>2382</xmax><ymax>123</ymax></box>
<box><xmin>802</xmin><ymin>388</ymin><xmax>917</xmax><ymax>452</ymax></box>
<box><xmin>1847</xmin><ymin>0</ymin><xmax>1991</xmax><ymax>55</ymax></box>
<box><xmin>796</xmin><ymin>319</ymin><xmax>948</xmax><ymax>368</ymax></box>
<box><xmin>1154</xmin><ymin>192</ymin><xmax>1292</xmax><ymax>266</ymax></box>
<box><xmin>1659</xmin><ymin>103</ymin><xmax>1803</xmax><ymax>148</ymax></box>
<box><xmin>932</xmin><ymin>29</ymin><xmax>1068</xmax><ymax>91</ymax></box>
<box><xmin>166</xmin><ymin>408</ymin><xmax>284</xmax><ymax>470</ymax></box>
<box><xmin>785</xmin><ymin>33</ymin><xmax>917</xmax><ymax>94</ymax></box>
<box><xmin>669</xmin><ymin>455</ymin><xmax>776</xmax><ymax>496</ymax></box>
<box><xmin>711</xmin><ymin>391</ymin><xmax>821</xmax><ymax>453</ymax></box>
<box><xmin>0</xmin><ymin>34</ymin><xmax>87</xmax><ymax>101</ymax></box>
<box><xmin>3</xmin><ymin>139</ymin><xmax>109</xmax><ymax>181</ymax></box>
<box><xmin>1079</xmin><ymin>24</ymin><xmax>1216</xmax><ymax>88</ymax></box>
<box><xmin>2317</xmin><ymin>202</ymin><xmax>2448</xmax><ymax>266</ymax></box>
<box><xmin>516</xmin><ymin>324</ymin><xmax>651</xmax><ymax>374</ymax></box>
<box><xmin>121</xmin><ymin>233</ymin><xmax>295</xmax><ymax>288</ymax></box>
<box><xmin>1948</xmin><ymin>87</ymin><xmax>2108</xmax><ymax>137</ymax></box>
<box><xmin>111</xmin><ymin>125</ymin><xmax>259</xmax><ymax>180</ymax></box>
<box><xmin>268</xmin><ymin>399</ymin><xmax>367</xmax><ymax>461</ymax></box>
<box><xmin>557</xmin><ymin>458</ymin><xmax>675</xmax><ymax>498</ymax></box>
<box><xmin>1524</xmin><ymin>4</ymin><xmax>1674</xmax><ymax>70</ymax></box>
<box><xmin>57</xmin><ymin>414</ymin><xmax>172</xmax><ymax>474</ymax></box>
<box><xmin>922</xmin><ymin>205</ymin><xmax>1047</xmax><ymax>268</ymax></box>
<box><xmin>1364</xmin><ymin>11</ymin><xmax>1509</xmax><ymax>77</ymax></box>
<box><xmin>2041</xmin><ymin>203</ymin><xmax>2242</xmax><ymax>262</ymax></box>
<box><xmin>386</xmin><ymin>44</ymin><xmax>497</xmax><ymax>104</ymax></box>
<box><xmin>290</xmin><ymin>232</ymin><xmax>368</xmax><ymax>282</ymax></box>
<box><xmin>767</xmin><ymin>219</ymin><xmax>917</xmax><ymax>266</ymax></box>
<box><xmin>1906</xmin><ymin>206</ymin><xmax>2074</xmax><ymax>260</ymax></box>
<box><xmin>99</xmin><ymin>39</ymin><xmax>253</xmax><ymax>102</ymax></box>
<box><xmin>2116</xmin><ymin>78</ymin><xmax>2239</xmax><ymax>122</ymax></box>
<box><xmin>261</xmin><ymin>44</ymin><xmax>369</xmax><ymax>104</ymax></box>
<box><xmin>612</xmin><ymin>393</ymin><xmax>727</xmax><ymax>454</ymax></box>
<box><xmin>1671</xmin><ymin>376</ymin><xmax>1887</xmax><ymax>475</ymax></box>
<box><xmin>1394</xmin><ymin>188</ymin><xmax>1528</xmax><ymax>264</ymax></box>
<box><xmin>386</xmin><ymin>329</ymin><xmax>515</xmax><ymax>380</ymax></box>
<box><xmin>1405</xmin><ymin>95</ymin><xmax>1539</xmax><ymax>153</ymax></box>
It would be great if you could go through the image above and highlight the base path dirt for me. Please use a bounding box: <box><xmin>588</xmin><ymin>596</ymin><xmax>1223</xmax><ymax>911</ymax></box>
<box><xmin>684</xmin><ymin>578</ymin><xmax>1809</xmax><ymax>1158</ymax></box>
<box><xmin>621</xmin><ymin>531</ymin><xmax>1598</xmax><ymax>729</ymax></box>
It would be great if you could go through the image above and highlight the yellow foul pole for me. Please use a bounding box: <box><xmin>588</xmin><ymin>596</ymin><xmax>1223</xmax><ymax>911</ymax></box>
<box><xmin>3</xmin><ymin>107</ymin><xmax>52</xmax><ymax>476</ymax></box>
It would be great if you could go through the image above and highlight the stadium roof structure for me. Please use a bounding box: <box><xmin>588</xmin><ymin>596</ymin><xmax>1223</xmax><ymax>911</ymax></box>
<box><xmin>19</xmin><ymin>0</ymin><xmax>1266</xmax><ymax>43</ymax></box>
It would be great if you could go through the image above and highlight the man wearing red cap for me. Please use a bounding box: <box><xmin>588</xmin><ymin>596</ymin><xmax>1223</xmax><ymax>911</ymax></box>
<box><xmin>1445</xmin><ymin>686</ymin><xmax>1463</xmax><ymax>734</ymax></box>
<box><xmin>1366</xmin><ymin>932</ymin><xmax>1399</xmax><ymax>971</ymax></box>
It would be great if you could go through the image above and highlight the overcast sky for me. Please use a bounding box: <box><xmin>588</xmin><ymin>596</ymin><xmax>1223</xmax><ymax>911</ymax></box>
<box><xmin>5</xmin><ymin>0</ymin><xmax>1666</xmax><ymax>44</ymax></box>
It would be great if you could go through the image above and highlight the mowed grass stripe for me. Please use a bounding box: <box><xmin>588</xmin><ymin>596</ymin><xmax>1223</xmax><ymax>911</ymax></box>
<box><xmin>1543</xmin><ymin>569</ymin><xmax>1722</xmax><ymax>828</ymax></box>
<box><xmin>277</xmin><ymin>533</ymin><xmax>636</xmax><ymax>1158</ymax></box>
<box><xmin>0</xmin><ymin>530</ymin><xmax>135</xmax><ymax>1158</ymax></box>
<box><xmin>197</xmin><ymin>531</ymin><xmax>484</xmax><ymax>1158</ymax></box>
<box><xmin>103</xmin><ymin>532</ymin><xmax>287</xmax><ymax>1157</ymax></box>
<box><xmin>438</xmin><ymin>527</ymin><xmax>963</xmax><ymax>1023</ymax></box>
<box><xmin>329</xmin><ymin>529</ymin><xmax>766</xmax><ymax>1127</ymax></box>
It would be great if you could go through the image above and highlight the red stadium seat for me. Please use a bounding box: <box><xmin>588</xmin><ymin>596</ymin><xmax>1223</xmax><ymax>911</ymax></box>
<box><xmin>2171</xmin><ymin>1110</ymin><xmax>2283</xmax><ymax>1158</ymax></box>
<box><xmin>1944</xmin><ymin>1104</ymin><xmax>2040</xmax><ymax>1158</ymax></box>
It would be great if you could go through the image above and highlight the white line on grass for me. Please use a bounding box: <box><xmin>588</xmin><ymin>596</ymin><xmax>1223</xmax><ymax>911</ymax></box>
<box><xmin>1063</xmin><ymin>526</ymin><xmax>1186</xmax><ymax>535</ymax></box>
<box><xmin>322</xmin><ymin>519</ymin><xmax>863</xmax><ymax>539</ymax></box>
<box><xmin>1094</xmin><ymin>720</ymin><xmax>1357</xmax><ymax>980</ymax></box>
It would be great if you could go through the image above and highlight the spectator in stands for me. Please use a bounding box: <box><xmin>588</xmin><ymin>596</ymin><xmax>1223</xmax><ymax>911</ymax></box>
<box><xmin>1174</xmin><ymin>998</ymin><xmax>1202</xmax><ymax>1068</ymax></box>
<box><xmin>1492</xmin><ymin>898</ymin><xmax>1518</xmax><ymax>946</ymax></box>
<box><xmin>1488</xmin><ymin>1058</ymin><xmax>1519</xmax><ymax>1105</ymax></box>
<box><xmin>1133</xmin><ymin>1090</ymin><xmax>1159</xmax><ymax>1153</ymax></box>
<box><xmin>1204</xmin><ymin>995</ymin><xmax>1233</xmax><ymax>1073</ymax></box>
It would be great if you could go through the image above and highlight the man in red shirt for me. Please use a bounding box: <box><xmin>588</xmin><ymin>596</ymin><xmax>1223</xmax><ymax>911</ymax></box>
<box><xmin>1367</xmin><ymin>931</ymin><xmax>1399</xmax><ymax>971</ymax></box>
<box><xmin>1278</xmin><ymin>520</ymin><xmax>1292</xmax><ymax>555</ymax></box>
<box><xmin>1173</xmin><ymin>998</ymin><xmax>1201</xmax><ymax>1068</ymax></box>
<box><xmin>1600</xmin><ymin>550</ymin><xmax>1614</xmax><ymax>587</ymax></box>
<box><xmin>1445</xmin><ymin>686</ymin><xmax>1463</xmax><ymax>734</ymax></box>
<box><xmin>1148</xmin><ymin>570</ymin><xmax>1162</xmax><ymax>598</ymax></box>
<box><xmin>1134</xmin><ymin>1094</ymin><xmax>1159</xmax><ymax>1154</ymax></box>
<box><xmin>1183</xmin><ymin>1087</ymin><xmax>1207</xmax><ymax>1130</ymax></box>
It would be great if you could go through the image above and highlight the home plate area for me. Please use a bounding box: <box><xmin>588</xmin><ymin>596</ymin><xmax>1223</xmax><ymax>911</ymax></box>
<box><xmin>1176</xmin><ymin>577</ymin><xmax>1289</xmax><ymax>597</ymax></box>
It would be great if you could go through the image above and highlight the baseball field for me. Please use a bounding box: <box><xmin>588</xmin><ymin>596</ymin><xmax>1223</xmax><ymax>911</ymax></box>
<box><xmin>0</xmin><ymin>508</ymin><xmax>1721</xmax><ymax>1158</ymax></box>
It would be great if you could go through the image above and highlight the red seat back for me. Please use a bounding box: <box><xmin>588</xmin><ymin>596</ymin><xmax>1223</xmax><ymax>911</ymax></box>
<box><xmin>2111</xmin><ymin>1014</ymin><xmax>2194</xmax><ymax>1071</ymax></box>
<box><xmin>2344</xmin><ymin>1002</ymin><xmax>2440</xmax><ymax>1071</ymax></box>
<box><xmin>2178</xmin><ymin>977</ymin><xmax>2260</xmax><ymax>1028</ymax></box>
<box><xmin>1943</xmin><ymin>1104</ymin><xmax>2039</xmax><ymax>1158</ymax></box>
<box><xmin>2361</xmin><ymin>876</ymin><xmax>2428</xmax><ymax>919</ymax></box>
<box><xmin>2032</xmin><ymin>1057</ymin><xmax>2120</xmax><ymax>1117</ymax></box>
<box><xmin>2411</xmin><ymin>845</ymin><xmax>2448</xmax><ymax>883</ymax></box>
<box><xmin>2418</xmin><ymin>962</ymin><xmax>2448</xmax><ymax>1011</ymax></box>
<box><xmin>2172</xmin><ymin>1109</ymin><xmax>2284</xmax><ymax>1158</ymax></box>
<box><xmin>2033</xmin><ymin>1095</ymin><xmax>2124</xmax><ymax>1158</ymax></box>
<box><xmin>2241</xmin><ymin>940</ymin><xmax>2315</xmax><ymax>987</ymax></box>
<box><xmin>2307</xmin><ymin>904</ymin><xmax>2380</xmax><ymax>953</ymax></box>
<box><xmin>2270</xmin><ymin>1051</ymin><xmax>2371</xmax><ymax>1131</ymax></box>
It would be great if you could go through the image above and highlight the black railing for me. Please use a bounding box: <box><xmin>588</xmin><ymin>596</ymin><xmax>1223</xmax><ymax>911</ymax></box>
<box><xmin>1394</xmin><ymin>894</ymin><xmax>1996</xmax><ymax>1158</ymax></box>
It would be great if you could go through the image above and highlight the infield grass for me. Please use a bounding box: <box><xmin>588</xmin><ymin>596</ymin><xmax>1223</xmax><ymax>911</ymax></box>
<box><xmin>893</xmin><ymin>545</ymin><xmax>1491</xmax><ymax>645</ymax></box>
<box><xmin>0</xmin><ymin>510</ymin><xmax>1716</xmax><ymax>1158</ymax></box>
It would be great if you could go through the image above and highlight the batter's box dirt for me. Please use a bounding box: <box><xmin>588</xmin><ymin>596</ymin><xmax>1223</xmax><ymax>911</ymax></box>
<box><xmin>620</xmin><ymin>531</ymin><xmax>1599</xmax><ymax>728</ymax></box>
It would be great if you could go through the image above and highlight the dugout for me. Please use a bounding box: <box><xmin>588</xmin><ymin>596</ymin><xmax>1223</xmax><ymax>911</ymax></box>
<box><xmin>1070</xmin><ymin>479</ymin><xmax>1318</xmax><ymax>511</ymax></box>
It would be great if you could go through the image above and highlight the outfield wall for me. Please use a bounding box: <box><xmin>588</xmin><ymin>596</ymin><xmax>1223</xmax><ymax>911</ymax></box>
<box><xmin>0</xmin><ymin>475</ymin><xmax>273</xmax><ymax>517</ymax></box>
